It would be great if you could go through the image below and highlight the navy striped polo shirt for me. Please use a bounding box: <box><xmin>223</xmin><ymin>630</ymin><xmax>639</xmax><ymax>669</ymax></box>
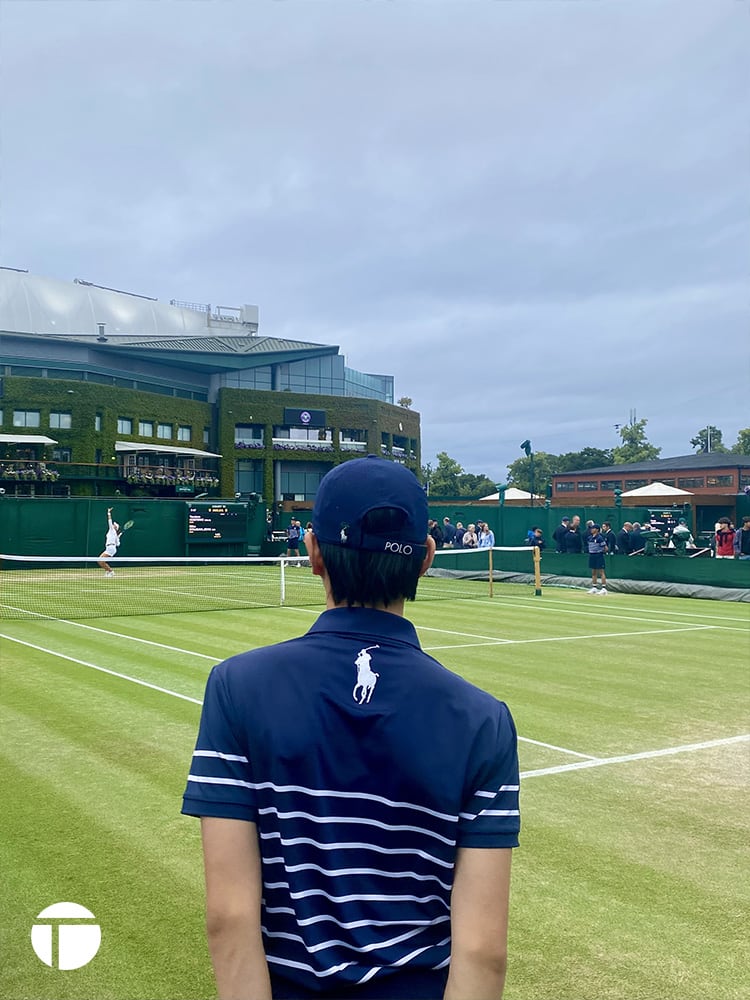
<box><xmin>182</xmin><ymin>607</ymin><xmax>520</xmax><ymax>996</ymax></box>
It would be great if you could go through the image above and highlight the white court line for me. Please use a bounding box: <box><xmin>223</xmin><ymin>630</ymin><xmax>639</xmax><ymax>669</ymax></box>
<box><xmin>9</xmin><ymin>632</ymin><xmax>743</xmax><ymax>776</ymax></box>
<box><xmin>423</xmin><ymin>625</ymin><xmax>714</xmax><ymax>651</ymax></box>
<box><xmin>521</xmin><ymin>737</ymin><xmax>599</xmax><ymax>760</ymax></box>
<box><xmin>1</xmin><ymin>633</ymin><xmax>203</xmax><ymax>705</ymax></box>
<box><xmin>0</xmin><ymin>605</ymin><xmax>218</xmax><ymax>660</ymax></box>
<box><xmin>505</xmin><ymin>594</ymin><xmax>750</xmax><ymax>626</ymax></box>
<box><xmin>521</xmin><ymin>734</ymin><xmax>750</xmax><ymax>779</ymax></box>
<box><xmin>469</xmin><ymin>598</ymin><xmax>732</xmax><ymax>631</ymax></box>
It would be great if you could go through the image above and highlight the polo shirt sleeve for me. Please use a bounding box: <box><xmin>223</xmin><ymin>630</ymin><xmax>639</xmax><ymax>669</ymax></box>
<box><xmin>456</xmin><ymin>701</ymin><xmax>520</xmax><ymax>849</ymax></box>
<box><xmin>181</xmin><ymin>663</ymin><xmax>258</xmax><ymax>822</ymax></box>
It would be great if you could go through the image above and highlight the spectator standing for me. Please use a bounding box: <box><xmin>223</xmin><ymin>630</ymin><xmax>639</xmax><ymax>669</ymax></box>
<box><xmin>563</xmin><ymin>520</ymin><xmax>583</xmax><ymax>554</ymax></box>
<box><xmin>454</xmin><ymin>522</ymin><xmax>466</xmax><ymax>548</ymax></box>
<box><xmin>586</xmin><ymin>523</ymin><xmax>609</xmax><ymax>594</ymax></box>
<box><xmin>616</xmin><ymin>522</ymin><xmax>633</xmax><ymax>555</ymax></box>
<box><xmin>734</xmin><ymin>516</ymin><xmax>750</xmax><ymax>559</ymax></box>
<box><xmin>526</xmin><ymin>526</ymin><xmax>545</xmax><ymax>550</ymax></box>
<box><xmin>478</xmin><ymin>523</ymin><xmax>495</xmax><ymax>548</ymax></box>
<box><xmin>715</xmin><ymin>518</ymin><xmax>735</xmax><ymax>558</ymax></box>
<box><xmin>630</xmin><ymin>522</ymin><xmax>645</xmax><ymax>554</ymax></box>
<box><xmin>462</xmin><ymin>523</ymin><xmax>478</xmax><ymax>548</ymax></box>
<box><xmin>429</xmin><ymin>519</ymin><xmax>444</xmax><ymax>550</ymax></box>
<box><xmin>671</xmin><ymin>518</ymin><xmax>695</xmax><ymax>554</ymax></box>
<box><xmin>601</xmin><ymin>521</ymin><xmax>617</xmax><ymax>555</ymax></box>
<box><xmin>552</xmin><ymin>516</ymin><xmax>570</xmax><ymax>553</ymax></box>
<box><xmin>442</xmin><ymin>517</ymin><xmax>457</xmax><ymax>548</ymax></box>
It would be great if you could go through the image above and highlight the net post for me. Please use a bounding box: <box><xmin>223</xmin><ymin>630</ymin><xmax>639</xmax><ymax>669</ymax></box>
<box><xmin>280</xmin><ymin>558</ymin><xmax>286</xmax><ymax>605</ymax></box>
<box><xmin>533</xmin><ymin>545</ymin><xmax>542</xmax><ymax>596</ymax></box>
<box><xmin>488</xmin><ymin>547</ymin><xmax>494</xmax><ymax>597</ymax></box>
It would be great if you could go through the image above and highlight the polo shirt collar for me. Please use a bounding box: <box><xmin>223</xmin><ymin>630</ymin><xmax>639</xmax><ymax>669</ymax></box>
<box><xmin>307</xmin><ymin>607</ymin><xmax>422</xmax><ymax>650</ymax></box>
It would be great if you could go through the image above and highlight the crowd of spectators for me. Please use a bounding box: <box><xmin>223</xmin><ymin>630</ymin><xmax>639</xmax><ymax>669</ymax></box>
<box><xmin>0</xmin><ymin>461</ymin><xmax>59</xmax><ymax>481</ymax></box>
<box><xmin>126</xmin><ymin>467</ymin><xmax>219</xmax><ymax>488</ymax></box>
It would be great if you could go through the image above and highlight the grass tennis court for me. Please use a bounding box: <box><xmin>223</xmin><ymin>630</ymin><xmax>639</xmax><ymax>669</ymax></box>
<box><xmin>2</xmin><ymin>575</ymin><xmax>748</xmax><ymax>1000</ymax></box>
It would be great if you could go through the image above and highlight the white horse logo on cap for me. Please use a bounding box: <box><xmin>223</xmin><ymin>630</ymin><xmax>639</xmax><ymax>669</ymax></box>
<box><xmin>353</xmin><ymin>646</ymin><xmax>379</xmax><ymax>704</ymax></box>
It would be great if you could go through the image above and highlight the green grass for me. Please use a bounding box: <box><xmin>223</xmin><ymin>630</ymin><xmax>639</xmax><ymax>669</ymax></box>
<box><xmin>1</xmin><ymin>580</ymin><xmax>748</xmax><ymax>1000</ymax></box>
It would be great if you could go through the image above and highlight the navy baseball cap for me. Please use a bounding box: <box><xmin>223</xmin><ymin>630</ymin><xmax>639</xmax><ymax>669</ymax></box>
<box><xmin>313</xmin><ymin>455</ymin><xmax>429</xmax><ymax>555</ymax></box>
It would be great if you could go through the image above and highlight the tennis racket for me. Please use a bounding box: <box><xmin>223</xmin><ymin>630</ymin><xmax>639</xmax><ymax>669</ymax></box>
<box><xmin>122</xmin><ymin>520</ymin><xmax>135</xmax><ymax>531</ymax></box>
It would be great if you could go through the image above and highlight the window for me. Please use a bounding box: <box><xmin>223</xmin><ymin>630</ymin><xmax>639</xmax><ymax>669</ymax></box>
<box><xmin>157</xmin><ymin>423</ymin><xmax>172</xmax><ymax>439</ymax></box>
<box><xmin>13</xmin><ymin>410</ymin><xmax>40</xmax><ymax>428</ymax></box>
<box><xmin>49</xmin><ymin>412</ymin><xmax>72</xmax><ymax>429</ymax></box>
<box><xmin>235</xmin><ymin>424</ymin><xmax>264</xmax><ymax>446</ymax></box>
<box><xmin>95</xmin><ymin>413</ymin><xmax>102</xmax><ymax>432</ymax></box>
<box><xmin>600</xmin><ymin>480</ymin><xmax>623</xmax><ymax>491</ymax></box>
<box><xmin>52</xmin><ymin>447</ymin><xmax>72</xmax><ymax>462</ymax></box>
<box><xmin>0</xmin><ymin>409</ymin><xmax>3</xmax><ymax>426</ymax></box>
<box><xmin>651</xmin><ymin>478</ymin><xmax>675</xmax><ymax>487</ymax></box>
<box><xmin>117</xmin><ymin>417</ymin><xmax>133</xmax><ymax>435</ymax></box>
<box><xmin>678</xmin><ymin>477</ymin><xmax>705</xmax><ymax>489</ymax></box>
<box><xmin>203</xmin><ymin>427</ymin><xmax>210</xmax><ymax>445</ymax></box>
<box><xmin>625</xmin><ymin>479</ymin><xmax>647</xmax><ymax>490</ymax></box>
<box><xmin>177</xmin><ymin>425</ymin><xmax>191</xmax><ymax>442</ymax></box>
<box><xmin>706</xmin><ymin>475</ymin><xmax>735</xmax><ymax>488</ymax></box>
<box><xmin>577</xmin><ymin>481</ymin><xmax>598</xmax><ymax>491</ymax></box>
<box><xmin>138</xmin><ymin>421</ymin><xmax>154</xmax><ymax>437</ymax></box>
<box><xmin>740</xmin><ymin>473</ymin><xmax>750</xmax><ymax>488</ymax></box>
<box><xmin>556</xmin><ymin>482</ymin><xmax>575</xmax><ymax>492</ymax></box>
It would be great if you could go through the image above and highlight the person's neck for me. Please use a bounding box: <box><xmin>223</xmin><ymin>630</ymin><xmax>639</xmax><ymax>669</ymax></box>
<box><xmin>327</xmin><ymin>597</ymin><xmax>405</xmax><ymax>617</ymax></box>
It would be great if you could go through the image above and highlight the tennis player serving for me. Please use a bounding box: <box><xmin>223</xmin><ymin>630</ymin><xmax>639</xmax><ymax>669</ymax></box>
<box><xmin>97</xmin><ymin>507</ymin><xmax>124</xmax><ymax>577</ymax></box>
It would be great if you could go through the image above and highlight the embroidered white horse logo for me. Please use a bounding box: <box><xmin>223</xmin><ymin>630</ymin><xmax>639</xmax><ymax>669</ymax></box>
<box><xmin>353</xmin><ymin>645</ymin><xmax>380</xmax><ymax>704</ymax></box>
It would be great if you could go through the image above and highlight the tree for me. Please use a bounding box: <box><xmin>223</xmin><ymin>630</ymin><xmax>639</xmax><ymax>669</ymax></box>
<box><xmin>555</xmin><ymin>447</ymin><xmax>614</xmax><ymax>472</ymax></box>
<box><xmin>732</xmin><ymin>428</ymin><xmax>750</xmax><ymax>455</ymax></box>
<box><xmin>422</xmin><ymin>452</ymin><xmax>497</xmax><ymax>497</ymax></box>
<box><xmin>690</xmin><ymin>426</ymin><xmax>728</xmax><ymax>454</ymax></box>
<box><xmin>429</xmin><ymin>451</ymin><xmax>463</xmax><ymax>495</ymax></box>
<box><xmin>612</xmin><ymin>418</ymin><xmax>661</xmax><ymax>465</ymax></box>
<box><xmin>506</xmin><ymin>451</ymin><xmax>557</xmax><ymax>495</ymax></box>
<box><xmin>397</xmin><ymin>396</ymin><xmax>413</xmax><ymax>409</ymax></box>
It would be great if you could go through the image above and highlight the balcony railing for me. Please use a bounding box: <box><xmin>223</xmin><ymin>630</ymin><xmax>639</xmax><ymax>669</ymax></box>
<box><xmin>340</xmin><ymin>441</ymin><xmax>367</xmax><ymax>452</ymax></box>
<box><xmin>272</xmin><ymin>439</ymin><xmax>334</xmax><ymax>452</ymax></box>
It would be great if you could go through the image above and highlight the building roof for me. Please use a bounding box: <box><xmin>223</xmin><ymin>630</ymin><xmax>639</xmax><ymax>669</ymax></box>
<box><xmin>0</xmin><ymin>268</ymin><xmax>340</xmax><ymax>374</ymax></box>
<box><xmin>557</xmin><ymin>453</ymin><xmax>750</xmax><ymax>476</ymax></box>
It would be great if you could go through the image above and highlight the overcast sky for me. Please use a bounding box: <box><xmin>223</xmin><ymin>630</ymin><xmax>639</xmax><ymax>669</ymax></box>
<box><xmin>1</xmin><ymin>0</ymin><xmax>747</xmax><ymax>482</ymax></box>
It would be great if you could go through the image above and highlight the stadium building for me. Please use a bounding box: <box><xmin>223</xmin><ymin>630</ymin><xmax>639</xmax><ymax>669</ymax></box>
<box><xmin>0</xmin><ymin>268</ymin><xmax>420</xmax><ymax>503</ymax></box>
<box><xmin>552</xmin><ymin>453</ymin><xmax>750</xmax><ymax>534</ymax></box>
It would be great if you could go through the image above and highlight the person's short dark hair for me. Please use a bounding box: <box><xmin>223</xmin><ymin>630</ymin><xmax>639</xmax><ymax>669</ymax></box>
<box><xmin>602</xmin><ymin>521</ymin><xmax>611</xmax><ymax>529</ymax></box>
<box><xmin>319</xmin><ymin>508</ymin><xmax>425</xmax><ymax>607</ymax></box>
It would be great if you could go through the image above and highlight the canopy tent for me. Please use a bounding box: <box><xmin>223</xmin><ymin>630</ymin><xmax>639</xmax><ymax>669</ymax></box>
<box><xmin>479</xmin><ymin>487</ymin><xmax>544</xmax><ymax>501</ymax></box>
<box><xmin>0</xmin><ymin>434</ymin><xmax>59</xmax><ymax>445</ymax></box>
<box><xmin>115</xmin><ymin>441</ymin><xmax>222</xmax><ymax>459</ymax></box>
<box><xmin>620</xmin><ymin>482</ymin><xmax>693</xmax><ymax>497</ymax></box>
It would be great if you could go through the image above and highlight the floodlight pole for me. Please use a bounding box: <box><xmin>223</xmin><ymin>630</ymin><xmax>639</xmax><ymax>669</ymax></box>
<box><xmin>520</xmin><ymin>440</ymin><xmax>533</xmax><ymax>506</ymax></box>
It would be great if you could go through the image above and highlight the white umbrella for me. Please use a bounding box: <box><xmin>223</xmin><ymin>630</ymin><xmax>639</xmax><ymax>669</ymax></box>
<box><xmin>620</xmin><ymin>481</ymin><xmax>693</xmax><ymax>497</ymax></box>
<box><xmin>480</xmin><ymin>487</ymin><xmax>544</xmax><ymax>501</ymax></box>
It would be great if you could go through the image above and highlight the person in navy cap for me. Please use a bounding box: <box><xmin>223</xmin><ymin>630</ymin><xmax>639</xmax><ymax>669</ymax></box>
<box><xmin>183</xmin><ymin>455</ymin><xmax>520</xmax><ymax>999</ymax></box>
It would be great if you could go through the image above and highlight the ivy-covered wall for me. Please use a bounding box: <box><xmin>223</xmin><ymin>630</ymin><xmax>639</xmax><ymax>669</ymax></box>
<box><xmin>1</xmin><ymin>377</ymin><xmax>422</xmax><ymax>501</ymax></box>
<box><xmin>1</xmin><ymin>376</ymin><xmax>212</xmax><ymax>464</ymax></box>
<box><xmin>217</xmin><ymin>388</ymin><xmax>421</xmax><ymax>500</ymax></box>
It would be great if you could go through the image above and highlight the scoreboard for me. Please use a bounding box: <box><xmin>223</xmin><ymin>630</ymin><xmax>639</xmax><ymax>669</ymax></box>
<box><xmin>186</xmin><ymin>502</ymin><xmax>246</xmax><ymax>543</ymax></box>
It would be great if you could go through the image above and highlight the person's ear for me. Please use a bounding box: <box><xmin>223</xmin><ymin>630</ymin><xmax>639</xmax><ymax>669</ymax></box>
<box><xmin>418</xmin><ymin>535</ymin><xmax>436</xmax><ymax>578</ymax></box>
<box><xmin>305</xmin><ymin>530</ymin><xmax>326</xmax><ymax>578</ymax></box>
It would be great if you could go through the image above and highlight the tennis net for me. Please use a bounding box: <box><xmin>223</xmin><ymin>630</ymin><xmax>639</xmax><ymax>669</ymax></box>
<box><xmin>0</xmin><ymin>546</ymin><xmax>538</xmax><ymax>621</ymax></box>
